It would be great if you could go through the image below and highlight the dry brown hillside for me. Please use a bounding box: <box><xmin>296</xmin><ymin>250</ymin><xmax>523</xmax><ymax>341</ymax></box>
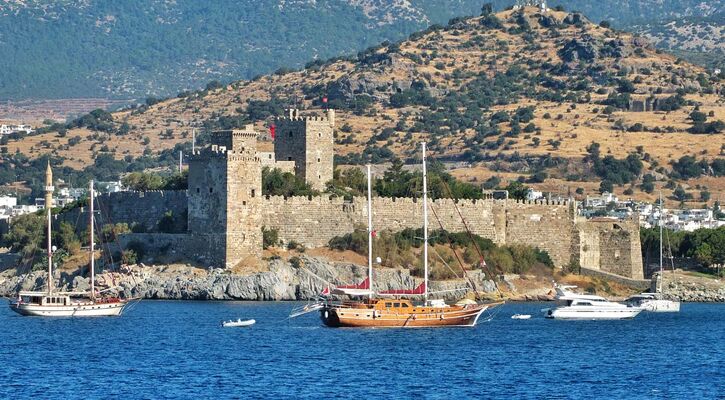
<box><xmin>4</xmin><ymin>7</ymin><xmax>724</xmax><ymax>204</ymax></box>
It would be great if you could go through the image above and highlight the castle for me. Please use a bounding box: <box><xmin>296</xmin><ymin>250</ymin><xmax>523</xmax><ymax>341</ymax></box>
<box><xmin>82</xmin><ymin>109</ymin><xmax>644</xmax><ymax>280</ymax></box>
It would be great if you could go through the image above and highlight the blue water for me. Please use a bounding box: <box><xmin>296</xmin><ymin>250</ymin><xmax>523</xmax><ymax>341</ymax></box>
<box><xmin>0</xmin><ymin>300</ymin><xmax>723</xmax><ymax>399</ymax></box>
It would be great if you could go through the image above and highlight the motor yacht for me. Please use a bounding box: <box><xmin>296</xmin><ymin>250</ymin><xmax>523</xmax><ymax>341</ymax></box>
<box><xmin>545</xmin><ymin>285</ymin><xmax>641</xmax><ymax>320</ymax></box>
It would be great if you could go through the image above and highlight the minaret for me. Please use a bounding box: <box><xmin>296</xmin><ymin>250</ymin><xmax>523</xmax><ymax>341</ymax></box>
<box><xmin>45</xmin><ymin>161</ymin><xmax>54</xmax><ymax>294</ymax></box>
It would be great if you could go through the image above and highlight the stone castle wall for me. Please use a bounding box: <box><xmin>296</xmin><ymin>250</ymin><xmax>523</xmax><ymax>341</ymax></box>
<box><xmin>56</xmin><ymin>191</ymin><xmax>188</xmax><ymax>233</ymax></box>
<box><xmin>62</xmin><ymin>189</ymin><xmax>643</xmax><ymax>276</ymax></box>
<box><xmin>576</xmin><ymin>218</ymin><xmax>644</xmax><ymax>279</ymax></box>
<box><xmin>260</xmin><ymin>196</ymin><xmax>581</xmax><ymax>268</ymax></box>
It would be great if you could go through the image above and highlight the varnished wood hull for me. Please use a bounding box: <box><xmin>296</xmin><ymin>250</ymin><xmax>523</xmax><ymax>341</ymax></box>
<box><xmin>320</xmin><ymin>303</ymin><xmax>500</xmax><ymax>328</ymax></box>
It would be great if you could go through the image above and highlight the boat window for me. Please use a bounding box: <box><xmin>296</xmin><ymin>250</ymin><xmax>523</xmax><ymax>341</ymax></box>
<box><xmin>393</xmin><ymin>302</ymin><xmax>401</xmax><ymax>308</ymax></box>
<box><xmin>385</xmin><ymin>302</ymin><xmax>392</xmax><ymax>308</ymax></box>
<box><xmin>401</xmin><ymin>303</ymin><xmax>410</xmax><ymax>308</ymax></box>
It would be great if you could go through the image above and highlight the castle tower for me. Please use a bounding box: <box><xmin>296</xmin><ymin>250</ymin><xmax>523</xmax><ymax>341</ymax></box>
<box><xmin>274</xmin><ymin>108</ymin><xmax>335</xmax><ymax>191</ymax></box>
<box><xmin>187</xmin><ymin>127</ymin><xmax>262</xmax><ymax>268</ymax></box>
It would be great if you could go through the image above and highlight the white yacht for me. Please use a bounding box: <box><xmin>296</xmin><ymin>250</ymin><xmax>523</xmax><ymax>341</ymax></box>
<box><xmin>545</xmin><ymin>285</ymin><xmax>642</xmax><ymax>320</ymax></box>
<box><xmin>9</xmin><ymin>173</ymin><xmax>130</xmax><ymax>317</ymax></box>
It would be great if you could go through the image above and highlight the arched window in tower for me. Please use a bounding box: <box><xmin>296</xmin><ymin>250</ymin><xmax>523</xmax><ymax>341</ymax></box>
<box><xmin>251</xmin><ymin>189</ymin><xmax>255</xmax><ymax>198</ymax></box>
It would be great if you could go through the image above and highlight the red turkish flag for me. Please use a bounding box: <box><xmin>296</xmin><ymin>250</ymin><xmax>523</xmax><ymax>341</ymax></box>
<box><xmin>269</xmin><ymin>124</ymin><xmax>276</xmax><ymax>139</ymax></box>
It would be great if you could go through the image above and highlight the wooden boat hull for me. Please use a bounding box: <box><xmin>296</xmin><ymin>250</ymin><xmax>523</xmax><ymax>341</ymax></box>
<box><xmin>320</xmin><ymin>302</ymin><xmax>500</xmax><ymax>328</ymax></box>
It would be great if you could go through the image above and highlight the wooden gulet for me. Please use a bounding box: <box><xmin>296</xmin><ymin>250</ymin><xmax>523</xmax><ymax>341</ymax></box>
<box><xmin>318</xmin><ymin>142</ymin><xmax>502</xmax><ymax>328</ymax></box>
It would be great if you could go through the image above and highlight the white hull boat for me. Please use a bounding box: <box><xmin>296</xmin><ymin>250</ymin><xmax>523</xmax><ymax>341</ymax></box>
<box><xmin>546</xmin><ymin>285</ymin><xmax>642</xmax><ymax>320</ymax></box>
<box><xmin>511</xmin><ymin>314</ymin><xmax>531</xmax><ymax>320</ymax></box>
<box><xmin>10</xmin><ymin>176</ymin><xmax>134</xmax><ymax>318</ymax></box>
<box><xmin>10</xmin><ymin>292</ymin><xmax>128</xmax><ymax>317</ymax></box>
<box><xmin>625</xmin><ymin>294</ymin><xmax>680</xmax><ymax>313</ymax></box>
<box><xmin>547</xmin><ymin>307</ymin><xmax>641</xmax><ymax>320</ymax></box>
<box><xmin>222</xmin><ymin>319</ymin><xmax>256</xmax><ymax>327</ymax></box>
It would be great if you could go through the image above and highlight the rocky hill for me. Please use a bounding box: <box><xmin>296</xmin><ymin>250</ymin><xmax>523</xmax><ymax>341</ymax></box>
<box><xmin>0</xmin><ymin>0</ymin><xmax>722</xmax><ymax>101</ymax></box>
<box><xmin>630</xmin><ymin>12</ymin><xmax>725</xmax><ymax>71</ymax></box>
<box><xmin>2</xmin><ymin>6</ymin><xmax>724</xmax><ymax>205</ymax></box>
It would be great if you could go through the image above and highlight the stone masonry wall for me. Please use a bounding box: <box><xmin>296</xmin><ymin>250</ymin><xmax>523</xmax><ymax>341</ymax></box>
<box><xmin>97</xmin><ymin>191</ymin><xmax>187</xmax><ymax>232</ymax></box>
<box><xmin>260</xmin><ymin>196</ymin><xmax>582</xmax><ymax>267</ymax></box>
<box><xmin>503</xmin><ymin>200</ymin><xmax>576</xmax><ymax>268</ymax></box>
<box><xmin>576</xmin><ymin>218</ymin><xmax>644</xmax><ymax>279</ymax></box>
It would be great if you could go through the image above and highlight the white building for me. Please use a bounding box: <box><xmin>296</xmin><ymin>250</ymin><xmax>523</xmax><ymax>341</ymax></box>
<box><xmin>526</xmin><ymin>188</ymin><xmax>544</xmax><ymax>201</ymax></box>
<box><xmin>0</xmin><ymin>196</ymin><xmax>17</xmax><ymax>208</ymax></box>
<box><xmin>0</xmin><ymin>124</ymin><xmax>34</xmax><ymax>135</ymax></box>
<box><xmin>97</xmin><ymin>181</ymin><xmax>123</xmax><ymax>193</ymax></box>
<box><xmin>585</xmin><ymin>192</ymin><xmax>618</xmax><ymax>208</ymax></box>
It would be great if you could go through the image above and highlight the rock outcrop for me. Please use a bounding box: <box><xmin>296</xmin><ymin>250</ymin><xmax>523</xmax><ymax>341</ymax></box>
<box><xmin>0</xmin><ymin>256</ymin><xmax>501</xmax><ymax>301</ymax></box>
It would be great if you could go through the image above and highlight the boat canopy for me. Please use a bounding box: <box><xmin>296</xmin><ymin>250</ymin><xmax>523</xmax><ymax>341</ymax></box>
<box><xmin>379</xmin><ymin>282</ymin><xmax>426</xmax><ymax>296</ymax></box>
<box><xmin>323</xmin><ymin>277</ymin><xmax>372</xmax><ymax>297</ymax></box>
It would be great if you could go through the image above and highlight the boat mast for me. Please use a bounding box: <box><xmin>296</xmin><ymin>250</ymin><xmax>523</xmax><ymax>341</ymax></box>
<box><xmin>366</xmin><ymin>164</ymin><xmax>373</xmax><ymax>299</ymax></box>
<box><xmin>90</xmin><ymin>180</ymin><xmax>95</xmax><ymax>300</ymax></box>
<box><xmin>422</xmin><ymin>142</ymin><xmax>429</xmax><ymax>302</ymax></box>
<box><xmin>45</xmin><ymin>161</ymin><xmax>54</xmax><ymax>295</ymax></box>
<box><xmin>658</xmin><ymin>191</ymin><xmax>663</xmax><ymax>293</ymax></box>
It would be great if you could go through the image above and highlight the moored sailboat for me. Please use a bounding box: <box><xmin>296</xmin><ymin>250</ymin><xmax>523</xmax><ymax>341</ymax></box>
<box><xmin>624</xmin><ymin>192</ymin><xmax>680</xmax><ymax>313</ymax></box>
<box><xmin>318</xmin><ymin>143</ymin><xmax>501</xmax><ymax>328</ymax></box>
<box><xmin>10</xmin><ymin>170</ymin><xmax>130</xmax><ymax>317</ymax></box>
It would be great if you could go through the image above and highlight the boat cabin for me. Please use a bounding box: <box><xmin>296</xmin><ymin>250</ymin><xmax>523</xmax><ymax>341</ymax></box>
<box><xmin>18</xmin><ymin>292</ymin><xmax>70</xmax><ymax>306</ymax></box>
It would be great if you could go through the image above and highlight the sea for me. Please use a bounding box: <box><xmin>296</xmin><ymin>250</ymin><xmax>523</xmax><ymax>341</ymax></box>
<box><xmin>0</xmin><ymin>300</ymin><xmax>723</xmax><ymax>399</ymax></box>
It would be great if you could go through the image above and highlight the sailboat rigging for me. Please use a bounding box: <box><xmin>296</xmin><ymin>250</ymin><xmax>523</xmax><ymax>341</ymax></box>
<box><xmin>9</xmin><ymin>170</ymin><xmax>131</xmax><ymax>317</ymax></box>
<box><xmin>625</xmin><ymin>192</ymin><xmax>680</xmax><ymax>312</ymax></box>
<box><xmin>306</xmin><ymin>142</ymin><xmax>502</xmax><ymax>327</ymax></box>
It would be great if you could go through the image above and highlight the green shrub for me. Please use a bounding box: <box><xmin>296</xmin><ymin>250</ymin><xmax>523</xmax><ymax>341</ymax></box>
<box><xmin>262</xmin><ymin>227</ymin><xmax>279</xmax><ymax>249</ymax></box>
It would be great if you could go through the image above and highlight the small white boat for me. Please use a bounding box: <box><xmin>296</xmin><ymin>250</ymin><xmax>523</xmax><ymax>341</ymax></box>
<box><xmin>511</xmin><ymin>314</ymin><xmax>531</xmax><ymax>320</ymax></box>
<box><xmin>222</xmin><ymin>318</ymin><xmax>256</xmax><ymax>327</ymax></box>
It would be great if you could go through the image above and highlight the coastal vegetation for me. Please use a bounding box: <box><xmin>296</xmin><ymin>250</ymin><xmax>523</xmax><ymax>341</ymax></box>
<box><xmin>640</xmin><ymin>226</ymin><xmax>725</xmax><ymax>273</ymax></box>
<box><xmin>328</xmin><ymin>227</ymin><xmax>553</xmax><ymax>279</ymax></box>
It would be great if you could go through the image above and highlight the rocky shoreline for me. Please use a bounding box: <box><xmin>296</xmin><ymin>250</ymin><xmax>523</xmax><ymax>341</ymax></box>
<box><xmin>0</xmin><ymin>256</ymin><xmax>509</xmax><ymax>301</ymax></box>
<box><xmin>658</xmin><ymin>276</ymin><xmax>725</xmax><ymax>303</ymax></box>
<box><xmin>2</xmin><ymin>256</ymin><xmax>722</xmax><ymax>303</ymax></box>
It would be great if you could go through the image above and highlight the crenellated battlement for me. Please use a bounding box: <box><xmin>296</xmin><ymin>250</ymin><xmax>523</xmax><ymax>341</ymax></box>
<box><xmin>276</xmin><ymin>108</ymin><xmax>335</xmax><ymax>125</ymax></box>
